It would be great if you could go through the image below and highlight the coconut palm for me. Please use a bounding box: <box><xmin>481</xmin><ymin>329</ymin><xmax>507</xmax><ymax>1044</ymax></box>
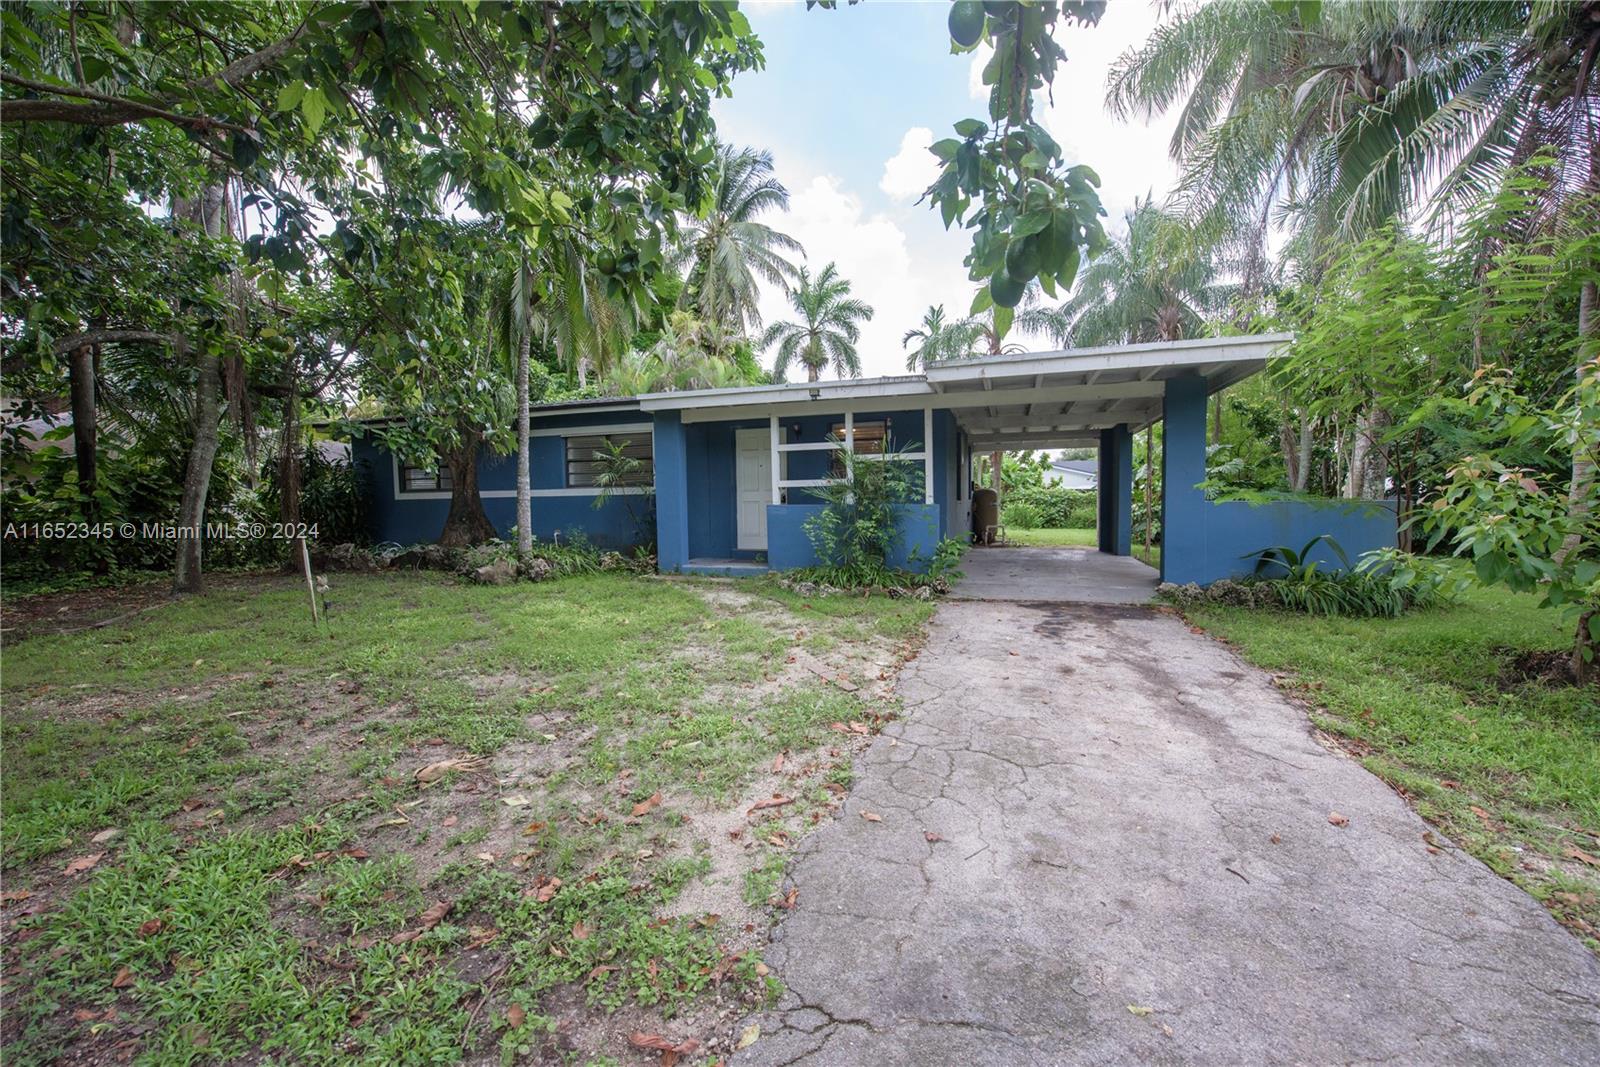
<box><xmin>760</xmin><ymin>263</ymin><xmax>874</xmax><ymax>382</ymax></box>
<box><xmin>1051</xmin><ymin>198</ymin><xmax>1230</xmax><ymax>347</ymax></box>
<box><xmin>1108</xmin><ymin>2</ymin><xmax>1600</xmax><ymax>276</ymax></box>
<box><xmin>902</xmin><ymin>305</ymin><xmax>982</xmax><ymax>370</ymax></box>
<box><xmin>674</xmin><ymin>145</ymin><xmax>804</xmax><ymax>349</ymax></box>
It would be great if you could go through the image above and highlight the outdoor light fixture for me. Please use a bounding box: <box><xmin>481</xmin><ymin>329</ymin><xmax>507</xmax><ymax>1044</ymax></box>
<box><xmin>808</xmin><ymin>387</ymin><xmax>820</xmax><ymax>400</ymax></box>
<box><xmin>790</xmin><ymin>423</ymin><xmax>802</xmax><ymax>436</ymax></box>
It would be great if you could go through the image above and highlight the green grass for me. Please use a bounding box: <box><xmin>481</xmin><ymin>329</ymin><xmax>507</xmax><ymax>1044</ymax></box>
<box><xmin>1</xmin><ymin>571</ymin><xmax>932</xmax><ymax>1064</ymax></box>
<box><xmin>1183</xmin><ymin>583</ymin><xmax>1600</xmax><ymax>949</ymax></box>
<box><xmin>1007</xmin><ymin>526</ymin><xmax>1096</xmax><ymax>547</ymax></box>
<box><xmin>1004</xmin><ymin>527</ymin><xmax>1163</xmax><ymax>570</ymax></box>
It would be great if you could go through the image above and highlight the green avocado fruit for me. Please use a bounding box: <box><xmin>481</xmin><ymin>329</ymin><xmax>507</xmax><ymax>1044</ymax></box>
<box><xmin>990</xmin><ymin>267</ymin><xmax>1026</xmax><ymax>309</ymax></box>
<box><xmin>948</xmin><ymin>0</ymin><xmax>985</xmax><ymax>47</ymax></box>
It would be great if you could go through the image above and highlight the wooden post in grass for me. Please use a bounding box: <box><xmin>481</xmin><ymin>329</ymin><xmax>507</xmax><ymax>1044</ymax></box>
<box><xmin>299</xmin><ymin>538</ymin><xmax>320</xmax><ymax>624</ymax></box>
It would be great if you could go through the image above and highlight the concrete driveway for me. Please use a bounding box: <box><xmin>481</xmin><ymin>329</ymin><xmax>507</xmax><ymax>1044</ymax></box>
<box><xmin>734</xmin><ymin>601</ymin><xmax>1600</xmax><ymax>1066</ymax></box>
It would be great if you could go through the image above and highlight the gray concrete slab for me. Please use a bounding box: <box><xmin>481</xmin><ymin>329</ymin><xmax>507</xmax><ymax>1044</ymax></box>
<box><xmin>952</xmin><ymin>544</ymin><xmax>1159</xmax><ymax>604</ymax></box>
<box><xmin>734</xmin><ymin>601</ymin><xmax>1600</xmax><ymax>1066</ymax></box>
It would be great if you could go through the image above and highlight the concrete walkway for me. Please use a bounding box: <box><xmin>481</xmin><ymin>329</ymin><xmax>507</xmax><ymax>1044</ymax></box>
<box><xmin>735</xmin><ymin>601</ymin><xmax>1600</xmax><ymax>1066</ymax></box>
<box><xmin>952</xmin><ymin>544</ymin><xmax>1159</xmax><ymax>604</ymax></box>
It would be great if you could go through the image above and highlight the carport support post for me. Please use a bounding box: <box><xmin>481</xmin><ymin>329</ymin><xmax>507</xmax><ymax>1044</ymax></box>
<box><xmin>1096</xmin><ymin>424</ymin><xmax>1133</xmax><ymax>556</ymax></box>
<box><xmin>1161</xmin><ymin>374</ymin><xmax>1209</xmax><ymax>585</ymax></box>
<box><xmin>653</xmin><ymin>411</ymin><xmax>689</xmax><ymax>572</ymax></box>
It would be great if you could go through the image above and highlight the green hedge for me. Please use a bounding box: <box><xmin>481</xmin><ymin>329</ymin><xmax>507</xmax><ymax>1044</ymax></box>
<box><xmin>1005</xmin><ymin>485</ymin><xmax>1096</xmax><ymax>529</ymax></box>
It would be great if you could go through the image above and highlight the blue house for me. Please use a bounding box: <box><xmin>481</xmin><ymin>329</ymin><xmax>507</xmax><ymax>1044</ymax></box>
<box><xmin>351</xmin><ymin>334</ymin><xmax>1397</xmax><ymax>585</ymax></box>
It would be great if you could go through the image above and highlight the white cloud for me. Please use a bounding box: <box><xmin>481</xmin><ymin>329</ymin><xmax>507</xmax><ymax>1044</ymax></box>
<box><xmin>879</xmin><ymin>126</ymin><xmax>938</xmax><ymax>202</ymax></box>
<box><xmin>968</xmin><ymin>44</ymin><xmax>992</xmax><ymax>100</ymax></box>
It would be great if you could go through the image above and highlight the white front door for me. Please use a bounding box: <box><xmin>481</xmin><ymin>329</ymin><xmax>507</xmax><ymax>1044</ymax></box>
<box><xmin>735</xmin><ymin>427</ymin><xmax>772</xmax><ymax>551</ymax></box>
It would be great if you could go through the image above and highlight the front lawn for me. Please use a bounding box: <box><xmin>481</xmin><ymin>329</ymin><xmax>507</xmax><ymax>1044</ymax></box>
<box><xmin>1182</xmin><ymin>585</ymin><xmax>1600</xmax><ymax>951</ymax></box>
<box><xmin>0</xmin><ymin>571</ymin><xmax>933</xmax><ymax>1065</ymax></box>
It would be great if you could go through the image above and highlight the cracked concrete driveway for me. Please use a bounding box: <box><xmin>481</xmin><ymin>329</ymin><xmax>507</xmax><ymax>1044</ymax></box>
<box><xmin>735</xmin><ymin>601</ymin><xmax>1600</xmax><ymax>1066</ymax></box>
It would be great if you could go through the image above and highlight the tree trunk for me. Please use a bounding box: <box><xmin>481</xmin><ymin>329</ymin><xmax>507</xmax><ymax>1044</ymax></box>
<box><xmin>1343</xmin><ymin>411</ymin><xmax>1372</xmax><ymax>498</ymax></box>
<box><xmin>172</xmin><ymin>336</ymin><xmax>222</xmax><ymax>593</ymax></box>
<box><xmin>1211</xmin><ymin>393</ymin><xmax>1223</xmax><ymax>445</ymax></box>
<box><xmin>1295</xmin><ymin>417</ymin><xmax>1314</xmax><ymax>493</ymax></box>
<box><xmin>806</xmin><ymin>361</ymin><xmax>820</xmax><ymax>383</ymax></box>
<box><xmin>516</xmin><ymin>310</ymin><xmax>533</xmax><ymax>557</ymax></box>
<box><xmin>67</xmin><ymin>341</ymin><xmax>97</xmax><ymax>514</ymax></box>
<box><xmin>171</xmin><ymin>178</ymin><xmax>229</xmax><ymax>595</ymax></box>
<box><xmin>438</xmin><ymin>428</ymin><xmax>496</xmax><ymax>547</ymax></box>
<box><xmin>278</xmin><ymin>383</ymin><xmax>303</xmax><ymax>573</ymax></box>
<box><xmin>1555</xmin><ymin>278</ymin><xmax>1596</xmax><ymax>568</ymax></box>
<box><xmin>1576</xmin><ymin>609</ymin><xmax>1596</xmax><ymax>686</ymax></box>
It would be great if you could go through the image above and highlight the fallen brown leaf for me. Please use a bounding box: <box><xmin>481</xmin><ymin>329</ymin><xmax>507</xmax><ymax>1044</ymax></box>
<box><xmin>771</xmin><ymin>752</ymin><xmax>786</xmax><ymax>773</ymax></box>
<box><xmin>441</xmin><ymin>815</ymin><xmax>458</xmax><ymax>828</ymax></box>
<box><xmin>572</xmin><ymin>920</ymin><xmax>591</xmax><ymax>941</ymax></box>
<box><xmin>1269</xmin><ymin>833</ymin><xmax>1282</xmax><ymax>845</ymax></box>
<box><xmin>529</xmin><ymin>875</ymin><xmax>562</xmax><ymax>903</ymax></box>
<box><xmin>632</xmin><ymin>792</ymin><xmax>663</xmax><ymax>818</ymax></box>
<box><xmin>1327</xmin><ymin>812</ymin><xmax>1349</xmax><ymax>827</ymax></box>
<box><xmin>111</xmin><ymin>966</ymin><xmax>134</xmax><ymax>989</ymax></box>
<box><xmin>506</xmin><ymin>1003</ymin><xmax>526</xmax><ymax>1029</ymax></box>
<box><xmin>418</xmin><ymin>901</ymin><xmax>451</xmax><ymax>929</ymax></box>
<box><xmin>1</xmin><ymin>889</ymin><xmax>32</xmax><ymax>905</ymax></box>
<box><xmin>136</xmin><ymin>920</ymin><xmax>163</xmax><ymax>937</ymax></box>
<box><xmin>1565</xmin><ymin>846</ymin><xmax>1600</xmax><ymax>869</ymax></box>
<box><xmin>860</xmin><ymin>811</ymin><xmax>882</xmax><ymax>822</ymax></box>
<box><xmin>629</xmin><ymin>1032</ymin><xmax>700</xmax><ymax>1056</ymax></box>
<box><xmin>747</xmin><ymin>794</ymin><xmax>794</xmax><ymax>816</ymax></box>
<box><xmin>923</xmin><ymin>831</ymin><xmax>943</xmax><ymax>843</ymax></box>
<box><xmin>414</xmin><ymin>756</ymin><xmax>487</xmax><ymax>783</ymax></box>
<box><xmin>65</xmin><ymin>852</ymin><xmax>104</xmax><ymax>876</ymax></box>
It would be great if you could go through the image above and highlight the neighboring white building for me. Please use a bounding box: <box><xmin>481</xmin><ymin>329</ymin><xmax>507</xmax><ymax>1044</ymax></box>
<box><xmin>1045</xmin><ymin>458</ymin><xmax>1097</xmax><ymax>491</ymax></box>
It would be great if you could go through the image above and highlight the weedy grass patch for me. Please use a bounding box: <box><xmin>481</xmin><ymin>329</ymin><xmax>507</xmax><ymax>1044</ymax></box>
<box><xmin>1</xmin><ymin>571</ymin><xmax>930</xmax><ymax>1064</ymax></box>
<box><xmin>1183</xmin><ymin>581</ymin><xmax>1600</xmax><ymax>951</ymax></box>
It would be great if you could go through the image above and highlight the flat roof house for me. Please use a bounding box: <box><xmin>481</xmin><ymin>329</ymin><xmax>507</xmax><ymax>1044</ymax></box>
<box><xmin>351</xmin><ymin>334</ymin><xmax>1397</xmax><ymax>586</ymax></box>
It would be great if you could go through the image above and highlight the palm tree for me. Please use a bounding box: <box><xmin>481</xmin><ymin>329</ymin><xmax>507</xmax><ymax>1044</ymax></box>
<box><xmin>760</xmin><ymin>263</ymin><xmax>874</xmax><ymax>382</ymax></box>
<box><xmin>674</xmin><ymin>145</ymin><xmax>804</xmax><ymax>349</ymax></box>
<box><xmin>1108</xmin><ymin>3</ymin><xmax>1599</xmax><ymax>277</ymax></box>
<box><xmin>1051</xmin><ymin>198</ymin><xmax>1229</xmax><ymax>347</ymax></box>
<box><xmin>902</xmin><ymin>305</ymin><xmax>981</xmax><ymax>370</ymax></box>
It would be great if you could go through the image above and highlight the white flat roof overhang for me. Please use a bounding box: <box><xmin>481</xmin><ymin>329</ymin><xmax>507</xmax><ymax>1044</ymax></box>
<box><xmin>637</xmin><ymin>334</ymin><xmax>1292</xmax><ymax>445</ymax></box>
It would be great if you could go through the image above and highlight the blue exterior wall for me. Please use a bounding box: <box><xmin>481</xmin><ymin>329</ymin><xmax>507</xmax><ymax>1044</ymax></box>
<box><xmin>1096</xmin><ymin>424</ymin><xmax>1133</xmax><ymax>556</ymax></box>
<box><xmin>766</xmin><ymin>502</ymin><xmax>943</xmax><ymax>573</ymax></box>
<box><xmin>353</xmin><ymin>402</ymin><xmax>951</xmax><ymax>575</ymax></box>
<box><xmin>1160</xmin><ymin>374</ymin><xmax>1397</xmax><ymax>584</ymax></box>
<box><xmin>353</xmin><ymin>408</ymin><xmax>653</xmax><ymax>549</ymax></box>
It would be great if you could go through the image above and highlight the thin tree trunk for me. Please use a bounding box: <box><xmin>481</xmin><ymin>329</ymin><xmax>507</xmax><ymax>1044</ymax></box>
<box><xmin>438</xmin><ymin>427</ymin><xmax>496</xmax><ymax>547</ymax></box>
<box><xmin>1295</xmin><ymin>416</ymin><xmax>1314</xmax><ymax>493</ymax></box>
<box><xmin>1344</xmin><ymin>411</ymin><xmax>1372</xmax><ymax>498</ymax></box>
<box><xmin>516</xmin><ymin>304</ymin><xmax>533</xmax><ymax>557</ymax></box>
<box><xmin>67</xmin><ymin>341</ymin><xmax>97</xmax><ymax>513</ymax></box>
<box><xmin>278</xmin><ymin>381</ymin><xmax>303</xmax><ymax>573</ymax></box>
<box><xmin>172</xmin><ymin>336</ymin><xmax>222</xmax><ymax>592</ymax></box>
<box><xmin>1555</xmin><ymin>278</ymin><xmax>1596</xmax><ymax>567</ymax></box>
<box><xmin>171</xmin><ymin>178</ymin><xmax>229</xmax><ymax>594</ymax></box>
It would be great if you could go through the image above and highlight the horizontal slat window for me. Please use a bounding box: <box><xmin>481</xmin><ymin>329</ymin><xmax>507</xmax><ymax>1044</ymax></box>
<box><xmin>400</xmin><ymin>464</ymin><xmax>452</xmax><ymax>493</ymax></box>
<box><xmin>565</xmin><ymin>433</ymin><xmax>654</xmax><ymax>488</ymax></box>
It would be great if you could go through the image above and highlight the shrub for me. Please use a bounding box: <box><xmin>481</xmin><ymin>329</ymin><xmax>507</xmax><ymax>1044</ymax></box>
<box><xmin>1000</xmin><ymin>502</ymin><xmax>1041</xmax><ymax>529</ymax></box>
<box><xmin>1005</xmin><ymin>485</ymin><xmax>1095</xmax><ymax>528</ymax></box>
<box><xmin>801</xmin><ymin>447</ymin><xmax>960</xmax><ymax>590</ymax></box>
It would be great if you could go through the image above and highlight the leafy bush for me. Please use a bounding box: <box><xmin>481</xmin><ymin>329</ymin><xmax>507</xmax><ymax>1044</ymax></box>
<box><xmin>1004</xmin><ymin>485</ymin><xmax>1095</xmax><ymax>528</ymax></box>
<box><xmin>1249</xmin><ymin>537</ymin><xmax>1460</xmax><ymax>617</ymax></box>
<box><xmin>1000</xmin><ymin>502</ymin><xmax>1041</xmax><ymax>529</ymax></box>
<box><xmin>800</xmin><ymin>447</ymin><xmax>959</xmax><ymax>590</ymax></box>
<box><xmin>262</xmin><ymin>445</ymin><xmax>372</xmax><ymax>546</ymax></box>
<box><xmin>1159</xmin><ymin>540</ymin><xmax>1462</xmax><ymax>618</ymax></box>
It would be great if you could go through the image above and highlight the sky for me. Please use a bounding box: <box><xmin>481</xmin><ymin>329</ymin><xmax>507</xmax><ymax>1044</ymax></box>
<box><xmin>709</xmin><ymin>0</ymin><xmax>1182</xmax><ymax>381</ymax></box>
